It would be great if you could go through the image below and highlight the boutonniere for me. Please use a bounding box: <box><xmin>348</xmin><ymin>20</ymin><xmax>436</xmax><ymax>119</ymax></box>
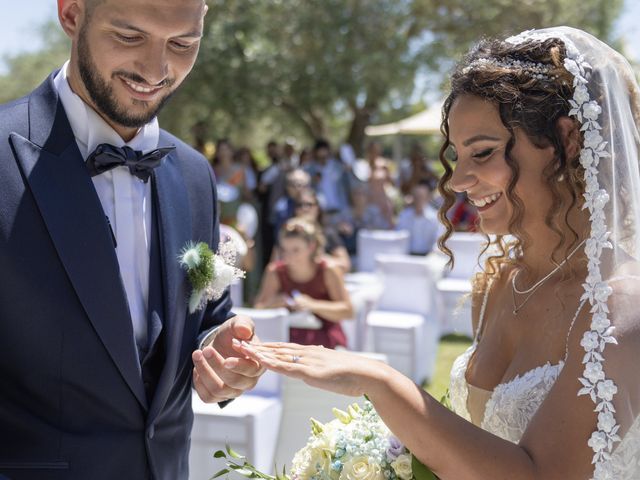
<box><xmin>179</xmin><ymin>241</ymin><xmax>246</xmax><ymax>313</ymax></box>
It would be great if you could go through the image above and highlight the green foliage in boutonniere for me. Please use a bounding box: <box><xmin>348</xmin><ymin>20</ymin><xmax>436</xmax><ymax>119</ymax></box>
<box><xmin>181</xmin><ymin>242</ymin><xmax>215</xmax><ymax>292</ymax></box>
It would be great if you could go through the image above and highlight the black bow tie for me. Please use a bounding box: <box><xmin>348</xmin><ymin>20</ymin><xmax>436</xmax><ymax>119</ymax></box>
<box><xmin>86</xmin><ymin>144</ymin><xmax>175</xmax><ymax>183</ymax></box>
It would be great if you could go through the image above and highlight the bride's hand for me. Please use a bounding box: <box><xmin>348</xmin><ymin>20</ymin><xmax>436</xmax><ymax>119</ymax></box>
<box><xmin>232</xmin><ymin>340</ymin><xmax>387</xmax><ymax>397</ymax></box>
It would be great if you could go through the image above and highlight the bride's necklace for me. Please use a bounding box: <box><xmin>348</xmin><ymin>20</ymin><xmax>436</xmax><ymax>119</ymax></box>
<box><xmin>511</xmin><ymin>238</ymin><xmax>586</xmax><ymax>315</ymax></box>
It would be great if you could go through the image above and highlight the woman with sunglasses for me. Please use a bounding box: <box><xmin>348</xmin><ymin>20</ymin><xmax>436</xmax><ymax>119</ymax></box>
<box><xmin>294</xmin><ymin>188</ymin><xmax>352</xmax><ymax>273</ymax></box>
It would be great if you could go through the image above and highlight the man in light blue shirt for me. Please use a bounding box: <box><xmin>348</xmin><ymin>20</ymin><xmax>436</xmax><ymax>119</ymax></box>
<box><xmin>396</xmin><ymin>180</ymin><xmax>444</xmax><ymax>255</ymax></box>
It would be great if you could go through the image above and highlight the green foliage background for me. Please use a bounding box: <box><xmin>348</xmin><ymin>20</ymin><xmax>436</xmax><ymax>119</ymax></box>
<box><xmin>0</xmin><ymin>0</ymin><xmax>629</xmax><ymax>153</ymax></box>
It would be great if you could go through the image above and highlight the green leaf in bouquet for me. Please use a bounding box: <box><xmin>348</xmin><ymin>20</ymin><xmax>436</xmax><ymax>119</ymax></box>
<box><xmin>210</xmin><ymin>468</ymin><xmax>230</xmax><ymax>479</ymax></box>
<box><xmin>439</xmin><ymin>389</ymin><xmax>452</xmax><ymax>412</ymax></box>
<box><xmin>274</xmin><ymin>464</ymin><xmax>290</xmax><ymax>480</ymax></box>
<box><xmin>226</xmin><ymin>445</ymin><xmax>246</xmax><ymax>459</ymax></box>
<box><xmin>214</xmin><ymin>446</ymin><xmax>279</xmax><ymax>480</ymax></box>
<box><xmin>411</xmin><ymin>454</ymin><xmax>438</xmax><ymax>480</ymax></box>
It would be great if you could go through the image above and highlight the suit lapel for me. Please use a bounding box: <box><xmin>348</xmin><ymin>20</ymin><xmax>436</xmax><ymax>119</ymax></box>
<box><xmin>147</xmin><ymin>144</ymin><xmax>192</xmax><ymax>422</ymax></box>
<box><xmin>9</xmin><ymin>76</ymin><xmax>147</xmax><ymax>410</ymax></box>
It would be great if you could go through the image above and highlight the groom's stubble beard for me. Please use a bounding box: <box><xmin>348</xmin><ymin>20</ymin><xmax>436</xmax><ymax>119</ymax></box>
<box><xmin>77</xmin><ymin>24</ymin><xmax>177</xmax><ymax>129</ymax></box>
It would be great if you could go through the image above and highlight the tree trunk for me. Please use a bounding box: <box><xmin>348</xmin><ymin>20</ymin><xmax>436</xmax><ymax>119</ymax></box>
<box><xmin>346</xmin><ymin>106</ymin><xmax>375</xmax><ymax>157</ymax></box>
<box><xmin>280</xmin><ymin>101</ymin><xmax>327</xmax><ymax>141</ymax></box>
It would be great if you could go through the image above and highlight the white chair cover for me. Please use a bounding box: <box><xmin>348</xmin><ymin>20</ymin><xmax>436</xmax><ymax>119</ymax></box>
<box><xmin>233</xmin><ymin>307</ymin><xmax>290</xmax><ymax>397</ymax></box>
<box><xmin>366</xmin><ymin>254</ymin><xmax>441</xmax><ymax>382</ymax></box>
<box><xmin>436</xmin><ymin>232</ymin><xmax>485</xmax><ymax>337</ymax></box>
<box><xmin>356</xmin><ymin>229</ymin><xmax>410</xmax><ymax>272</ymax></box>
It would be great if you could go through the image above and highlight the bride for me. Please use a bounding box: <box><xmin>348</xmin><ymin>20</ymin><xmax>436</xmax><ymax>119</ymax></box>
<box><xmin>236</xmin><ymin>27</ymin><xmax>640</xmax><ymax>479</ymax></box>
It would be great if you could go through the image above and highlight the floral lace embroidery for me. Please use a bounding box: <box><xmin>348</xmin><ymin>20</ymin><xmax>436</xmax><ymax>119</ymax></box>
<box><xmin>481</xmin><ymin>361</ymin><xmax>563</xmax><ymax>442</ymax></box>
<box><xmin>449</xmin><ymin>342</ymin><xmax>563</xmax><ymax>442</ymax></box>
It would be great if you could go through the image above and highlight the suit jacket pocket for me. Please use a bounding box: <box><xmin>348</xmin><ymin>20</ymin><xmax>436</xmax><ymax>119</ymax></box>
<box><xmin>0</xmin><ymin>461</ymin><xmax>69</xmax><ymax>470</ymax></box>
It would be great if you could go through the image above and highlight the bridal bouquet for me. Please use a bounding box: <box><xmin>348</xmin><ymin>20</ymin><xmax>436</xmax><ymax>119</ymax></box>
<box><xmin>213</xmin><ymin>400</ymin><xmax>437</xmax><ymax>480</ymax></box>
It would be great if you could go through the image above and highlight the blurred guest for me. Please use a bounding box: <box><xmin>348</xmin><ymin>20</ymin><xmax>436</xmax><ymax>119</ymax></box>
<box><xmin>396</xmin><ymin>180</ymin><xmax>444</xmax><ymax>255</ymax></box>
<box><xmin>254</xmin><ymin>218</ymin><xmax>353</xmax><ymax>349</ymax></box>
<box><xmin>450</xmin><ymin>192</ymin><xmax>479</xmax><ymax>232</ymax></box>
<box><xmin>304</xmin><ymin>138</ymin><xmax>350</xmax><ymax>215</ymax></box>
<box><xmin>331</xmin><ymin>184</ymin><xmax>392</xmax><ymax>255</ymax></box>
<box><xmin>234</xmin><ymin>146</ymin><xmax>259</xmax><ymax>196</ymax></box>
<box><xmin>212</xmin><ymin>139</ymin><xmax>248</xmax><ymax>226</ymax></box>
<box><xmin>399</xmin><ymin>142</ymin><xmax>439</xmax><ymax>195</ymax></box>
<box><xmin>258</xmin><ymin>140</ymin><xmax>288</xmax><ymax>209</ymax></box>
<box><xmin>257</xmin><ymin>140</ymin><xmax>286</xmax><ymax>267</ymax></box>
<box><xmin>191</xmin><ymin>120</ymin><xmax>213</xmax><ymax>159</ymax></box>
<box><xmin>282</xmin><ymin>138</ymin><xmax>300</xmax><ymax>169</ymax></box>
<box><xmin>298</xmin><ymin>147</ymin><xmax>312</xmax><ymax>167</ymax></box>
<box><xmin>364</xmin><ymin>141</ymin><xmax>400</xmax><ymax>226</ymax></box>
<box><xmin>271</xmin><ymin>168</ymin><xmax>311</xmax><ymax>238</ymax></box>
<box><xmin>295</xmin><ymin>188</ymin><xmax>352</xmax><ymax>273</ymax></box>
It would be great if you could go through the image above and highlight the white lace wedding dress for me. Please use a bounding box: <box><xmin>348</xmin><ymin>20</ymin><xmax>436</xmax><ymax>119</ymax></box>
<box><xmin>448</xmin><ymin>287</ymin><xmax>640</xmax><ymax>479</ymax></box>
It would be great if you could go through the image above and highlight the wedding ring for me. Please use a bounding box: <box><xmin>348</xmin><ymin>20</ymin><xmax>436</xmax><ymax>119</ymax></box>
<box><xmin>292</xmin><ymin>355</ymin><xmax>301</xmax><ymax>363</ymax></box>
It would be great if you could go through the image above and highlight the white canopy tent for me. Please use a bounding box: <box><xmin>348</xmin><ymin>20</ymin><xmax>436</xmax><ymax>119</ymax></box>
<box><xmin>364</xmin><ymin>100</ymin><xmax>444</xmax><ymax>161</ymax></box>
<box><xmin>365</xmin><ymin>100</ymin><xmax>444</xmax><ymax>137</ymax></box>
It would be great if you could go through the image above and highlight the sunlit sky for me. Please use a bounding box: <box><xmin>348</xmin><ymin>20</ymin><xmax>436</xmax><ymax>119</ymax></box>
<box><xmin>1</xmin><ymin>0</ymin><xmax>639</xmax><ymax>74</ymax></box>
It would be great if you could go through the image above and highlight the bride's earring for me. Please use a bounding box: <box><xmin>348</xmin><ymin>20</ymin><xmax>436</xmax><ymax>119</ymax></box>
<box><xmin>557</xmin><ymin>173</ymin><xmax>565</xmax><ymax>182</ymax></box>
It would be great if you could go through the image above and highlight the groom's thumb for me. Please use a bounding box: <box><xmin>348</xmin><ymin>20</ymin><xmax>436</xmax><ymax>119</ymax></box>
<box><xmin>231</xmin><ymin>315</ymin><xmax>254</xmax><ymax>341</ymax></box>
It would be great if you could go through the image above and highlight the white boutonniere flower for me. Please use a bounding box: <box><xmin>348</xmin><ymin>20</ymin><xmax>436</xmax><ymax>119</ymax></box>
<box><xmin>179</xmin><ymin>241</ymin><xmax>246</xmax><ymax>313</ymax></box>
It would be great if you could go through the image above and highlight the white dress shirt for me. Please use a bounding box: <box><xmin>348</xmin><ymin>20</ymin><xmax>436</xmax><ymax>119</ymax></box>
<box><xmin>54</xmin><ymin>61</ymin><xmax>160</xmax><ymax>351</ymax></box>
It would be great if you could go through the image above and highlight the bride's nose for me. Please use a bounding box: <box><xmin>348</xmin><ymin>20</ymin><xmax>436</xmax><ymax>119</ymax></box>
<box><xmin>449</xmin><ymin>160</ymin><xmax>478</xmax><ymax>193</ymax></box>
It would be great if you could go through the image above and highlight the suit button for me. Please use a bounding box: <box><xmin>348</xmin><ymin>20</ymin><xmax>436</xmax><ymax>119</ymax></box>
<box><xmin>147</xmin><ymin>425</ymin><xmax>155</xmax><ymax>439</ymax></box>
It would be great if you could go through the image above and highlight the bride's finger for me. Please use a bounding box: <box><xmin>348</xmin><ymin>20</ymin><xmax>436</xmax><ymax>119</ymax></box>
<box><xmin>235</xmin><ymin>341</ymin><xmax>271</xmax><ymax>361</ymax></box>
<box><xmin>237</xmin><ymin>341</ymin><xmax>301</xmax><ymax>366</ymax></box>
<box><xmin>255</xmin><ymin>341</ymin><xmax>306</xmax><ymax>351</ymax></box>
<box><xmin>237</xmin><ymin>341</ymin><xmax>312</xmax><ymax>378</ymax></box>
<box><xmin>246</xmin><ymin>343</ymin><xmax>300</xmax><ymax>358</ymax></box>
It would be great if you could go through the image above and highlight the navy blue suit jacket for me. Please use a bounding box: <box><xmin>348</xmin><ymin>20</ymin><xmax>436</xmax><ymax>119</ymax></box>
<box><xmin>0</xmin><ymin>74</ymin><xmax>233</xmax><ymax>479</ymax></box>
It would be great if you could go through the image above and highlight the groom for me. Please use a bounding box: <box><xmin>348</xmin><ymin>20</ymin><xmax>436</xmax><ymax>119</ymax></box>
<box><xmin>0</xmin><ymin>0</ymin><xmax>264</xmax><ymax>479</ymax></box>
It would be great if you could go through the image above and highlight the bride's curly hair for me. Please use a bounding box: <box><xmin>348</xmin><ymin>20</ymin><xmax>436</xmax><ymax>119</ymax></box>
<box><xmin>437</xmin><ymin>36</ymin><xmax>587</xmax><ymax>292</ymax></box>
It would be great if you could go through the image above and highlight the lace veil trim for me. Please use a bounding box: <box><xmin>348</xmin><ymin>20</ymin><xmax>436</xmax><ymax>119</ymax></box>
<box><xmin>506</xmin><ymin>30</ymin><xmax>618</xmax><ymax>476</ymax></box>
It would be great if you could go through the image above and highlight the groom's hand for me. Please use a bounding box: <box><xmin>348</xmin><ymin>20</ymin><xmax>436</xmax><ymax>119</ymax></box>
<box><xmin>192</xmin><ymin>315</ymin><xmax>266</xmax><ymax>404</ymax></box>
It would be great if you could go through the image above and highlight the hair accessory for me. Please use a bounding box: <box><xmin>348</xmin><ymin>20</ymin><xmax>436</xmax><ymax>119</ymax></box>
<box><xmin>461</xmin><ymin>56</ymin><xmax>556</xmax><ymax>81</ymax></box>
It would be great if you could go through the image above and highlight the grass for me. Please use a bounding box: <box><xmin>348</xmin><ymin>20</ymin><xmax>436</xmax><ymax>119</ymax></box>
<box><xmin>424</xmin><ymin>334</ymin><xmax>473</xmax><ymax>402</ymax></box>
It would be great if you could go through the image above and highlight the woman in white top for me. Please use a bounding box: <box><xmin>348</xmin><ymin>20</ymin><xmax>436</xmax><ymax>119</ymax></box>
<box><xmin>236</xmin><ymin>27</ymin><xmax>640</xmax><ymax>479</ymax></box>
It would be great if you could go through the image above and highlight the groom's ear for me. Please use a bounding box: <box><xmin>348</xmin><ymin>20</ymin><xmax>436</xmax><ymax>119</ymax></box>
<box><xmin>57</xmin><ymin>0</ymin><xmax>84</xmax><ymax>39</ymax></box>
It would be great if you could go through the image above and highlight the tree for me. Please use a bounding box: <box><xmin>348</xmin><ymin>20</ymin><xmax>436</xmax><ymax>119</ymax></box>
<box><xmin>0</xmin><ymin>1</ymin><xmax>625</xmax><ymax>154</ymax></box>
<box><xmin>162</xmin><ymin>0</ymin><xmax>623</xmax><ymax>154</ymax></box>
<box><xmin>0</xmin><ymin>22</ymin><xmax>70</xmax><ymax>104</ymax></box>
<box><xmin>162</xmin><ymin>0</ymin><xmax>427</xmax><ymax>154</ymax></box>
